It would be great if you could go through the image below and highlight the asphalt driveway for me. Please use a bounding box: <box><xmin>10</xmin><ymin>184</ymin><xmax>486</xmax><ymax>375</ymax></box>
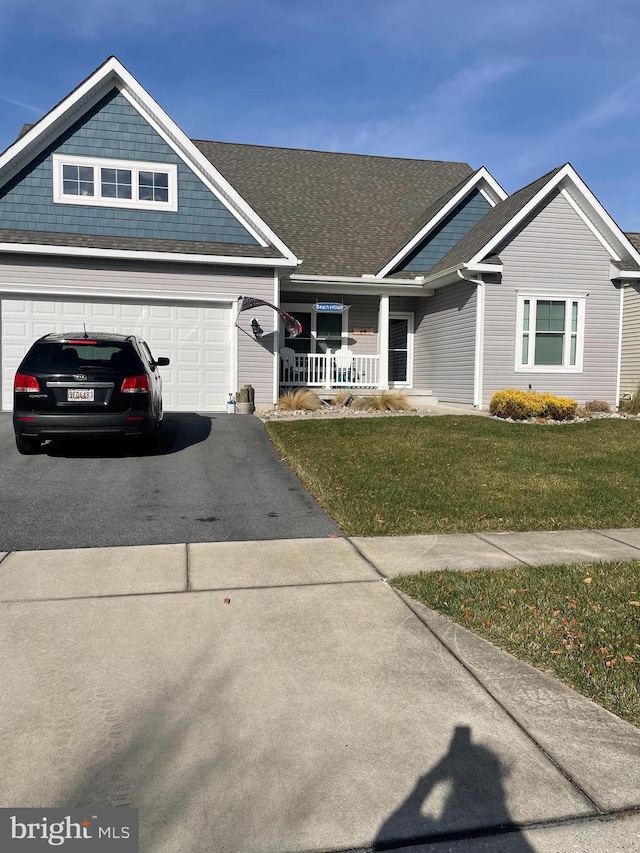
<box><xmin>0</xmin><ymin>412</ymin><xmax>340</xmax><ymax>551</ymax></box>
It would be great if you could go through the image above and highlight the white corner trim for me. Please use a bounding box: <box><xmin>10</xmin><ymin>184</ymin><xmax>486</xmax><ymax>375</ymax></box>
<box><xmin>376</xmin><ymin>167</ymin><xmax>508</xmax><ymax>279</ymax></box>
<box><xmin>559</xmin><ymin>188</ymin><xmax>621</xmax><ymax>261</ymax></box>
<box><xmin>616</xmin><ymin>284</ymin><xmax>624</xmax><ymax>406</ymax></box>
<box><xmin>273</xmin><ymin>269</ymin><xmax>280</xmax><ymax>405</ymax></box>
<box><xmin>473</xmin><ymin>280</ymin><xmax>485</xmax><ymax>408</ymax></box>
<box><xmin>0</xmin><ymin>241</ymin><xmax>294</xmax><ymax>267</ymax></box>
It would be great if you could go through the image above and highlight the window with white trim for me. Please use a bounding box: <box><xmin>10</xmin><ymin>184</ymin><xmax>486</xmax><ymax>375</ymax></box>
<box><xmin>52</xmin><ymin>155</ymin><xmax>177</xmax><ymax>211</ymax></box>
<box><xmin>516</xmin><ymin>294</ymin><xmax>585</xmax><ymax>372</ymax></box>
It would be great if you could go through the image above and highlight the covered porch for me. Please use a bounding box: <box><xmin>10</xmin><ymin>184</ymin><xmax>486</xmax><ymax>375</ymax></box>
<box><xmin>278</xmin><ymin>291</ymin><xmax>415</xmax><ymax>391</ymax></box>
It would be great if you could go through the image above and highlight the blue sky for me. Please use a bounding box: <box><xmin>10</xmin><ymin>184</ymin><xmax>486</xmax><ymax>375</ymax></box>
<box><xmin>1</xmin><ymin>0</ymin><xmax>640</xmax><ymax>227</ymax></box>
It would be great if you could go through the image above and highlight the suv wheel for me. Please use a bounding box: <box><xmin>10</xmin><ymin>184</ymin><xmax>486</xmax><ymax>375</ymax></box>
<box><xmin>15</xmin><ymin>434</ymin><xmax>41</xmax><ymax>455</ymax></box>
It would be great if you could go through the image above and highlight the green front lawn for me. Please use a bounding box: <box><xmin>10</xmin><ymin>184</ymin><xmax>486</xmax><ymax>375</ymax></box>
<box><xmin>265</xmin><ymin>416</ymin><xmax>640</xmax><ymax>535</ymax></box>
<box><xmin>392</xmin><ymin>561</ymin><xmax>640</xmax><ymax>726</ymax></box>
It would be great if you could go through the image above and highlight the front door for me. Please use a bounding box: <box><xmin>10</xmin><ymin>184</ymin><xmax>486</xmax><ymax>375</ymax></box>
<box><xmin>388</xmin><ymin>316</ymin><xmax>412</xmax><ymax>386</ymax></box>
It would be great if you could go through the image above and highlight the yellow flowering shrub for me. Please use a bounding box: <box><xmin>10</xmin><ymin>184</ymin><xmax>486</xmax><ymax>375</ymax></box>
<box><xmin>490</xmin><ymin>389</ymin><xmax>577</xmax><ymax>420</ymax></box>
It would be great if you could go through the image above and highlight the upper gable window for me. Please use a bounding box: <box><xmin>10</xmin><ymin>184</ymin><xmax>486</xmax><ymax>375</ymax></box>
<box><xmin>52</xmin><ymin>155</ymin><xmax>177</xmax><ymax>211</ymax></box>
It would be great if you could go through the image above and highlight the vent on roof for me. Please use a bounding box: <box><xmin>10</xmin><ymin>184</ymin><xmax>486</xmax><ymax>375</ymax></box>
<box><xmin>17</xmin><ymin>123</ymin><xmax>35</xmax><ymax>141</ymax></box>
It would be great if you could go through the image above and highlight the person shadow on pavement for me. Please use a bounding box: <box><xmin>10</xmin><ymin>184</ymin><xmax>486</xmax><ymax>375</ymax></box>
<box><xmin>373</xmin><ymin>725</ymin><xmax>536</xmax><ymax>851</ymax></box>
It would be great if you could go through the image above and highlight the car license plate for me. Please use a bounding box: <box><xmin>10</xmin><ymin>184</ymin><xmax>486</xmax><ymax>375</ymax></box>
<box><xmin>68</xmin><ymin>388</ymin><xmax>94</xmax><ymax>402</ymax></box>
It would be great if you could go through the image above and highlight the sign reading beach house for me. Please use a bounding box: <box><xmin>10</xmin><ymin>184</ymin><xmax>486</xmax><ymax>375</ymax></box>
<box><xmin>313</xmin><ymin>302</ymin><xmax>348</xmax><ymax>312</ymax></box>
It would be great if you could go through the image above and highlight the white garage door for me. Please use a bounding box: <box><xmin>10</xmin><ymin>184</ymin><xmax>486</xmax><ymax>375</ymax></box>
<box><xmin>1</xmin><ymin>297</ymin><xmax>233</xmax><ymax>412</ymax></box>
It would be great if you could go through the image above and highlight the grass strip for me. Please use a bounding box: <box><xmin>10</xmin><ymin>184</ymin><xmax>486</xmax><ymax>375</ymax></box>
<box><xmin>391</xmin><ymin>560</ymin><xmax>640</xmax><ymax>726</ymax></box>
<box><xmin>265</xmin><ymin>416</ymin><xmax>640</xmax><ymax>535</ymax></box>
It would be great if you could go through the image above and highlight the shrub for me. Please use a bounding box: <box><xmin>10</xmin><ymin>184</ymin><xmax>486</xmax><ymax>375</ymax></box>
<box><xmin>332</xmin><ymin>389</ymin><xmax>352</xmax><ymax>407</ymax></box>
<box><xmin>490</xmin><ymin>389</ymin><xmax>577</xmax><ymax>421</ymax></box>
<box><xmin>542</xmin><ymin>393</ymin><xmax>578</xmax><ymax>421</ymax></box>
<box><xmin>278</xmin><ymin>389</ymin><xmax>321</xmax><ymax>411</ymax></box>
<box><xmin>619</xmin><ymin>385</ymin><xmax>640</xmax><ymax>415</ymax></box>
<box><xmin>584</xmin><ymin>399</ymin><xmax>611</xmax><ymax>413</ymax></box>
<box><xmin>363</xmin><ymin>390</ymin><xmax>411</xmax><ymax>411</ymax></box>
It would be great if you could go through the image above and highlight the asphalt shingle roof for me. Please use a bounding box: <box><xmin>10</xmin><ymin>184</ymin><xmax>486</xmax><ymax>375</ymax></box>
<box><xmin>0</xmin><ymin>229</ymin><xmax>282</xmax><ymax>259</ymax></box>
<box><xmin>194</xmin><ymin>140</ymin><xmax>473</xmax><ymax>276</ymax></box>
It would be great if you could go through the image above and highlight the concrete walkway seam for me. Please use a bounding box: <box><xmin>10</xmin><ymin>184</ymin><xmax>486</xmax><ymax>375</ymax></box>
<box><xmin>0</xmin><ymin>551</ymin><xmax>10</xmax><ymax>567</ymax></box>
<box><xmin>0</xmin><ymin>576</ymin><xmax>384</xmax><ymax>605</ymax></box>
<box><xmin>472</xmin><ymin>533</ymin><xmax>533</xmax><ymax>567</ymax></box>
<box><xmin>185</xmin><ymin>543</ymin><xmax>191</xmax><ymax>592</ymax></box>
<box><xmin>327</xmin><ymin>809</ymin><xmax>640</xmax><ymax>853</ymax></box>
<box><xmin>335</xmin><ymin>538</ymin><xmax>605</xmax><ymax>817</ymax></box>
<box><xmin>592</xmin><ymin>528</ymin><xmax>640</xmax><ymax>554</ymax></box>
<box><xmin>393</xmin><ymin>589</ymin><xmax>604</xmax><ymax>816</ymax></box>
<box><xmin>344</xmin><ymin>536</ymin><xmax>395</xmax><ymax>579</ymax></box>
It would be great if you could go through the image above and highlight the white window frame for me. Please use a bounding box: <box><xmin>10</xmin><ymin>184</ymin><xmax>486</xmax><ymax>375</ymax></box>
<box><xmin>281</xmin><ymin>302</ymin><xmax>349</xmax><ymax>354</ymax></box>
<box><xmin>388</xmin><ymin>312</ymin><xmax>414</xmax><ymax>387</ymax></box>
<box><xmin>515</xmin><ymin>292</ymin><xmax>586</xmax><ymax>373</ymax></box>
<box><xmin>52</xmin><ymin>154</ymin><xmax>178</xmax><ymax>212</ymax></box>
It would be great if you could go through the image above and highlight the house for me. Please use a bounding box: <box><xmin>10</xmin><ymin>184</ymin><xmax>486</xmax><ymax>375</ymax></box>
<box><xmin>1</xmin><ymin>56</ymin><xmax>640</xmax><ymax>414</ymax></box>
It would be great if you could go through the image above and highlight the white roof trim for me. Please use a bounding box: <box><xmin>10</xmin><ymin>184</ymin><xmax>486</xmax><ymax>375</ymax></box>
<box><xmin>376</xmin><ymin>167</ymin><xmax>507</xmax><ymax>279</ymax></box>
<box><xmin>467</xmin><ymin>163</ymin><xmax>640</xmax><ymax>269</ymax></box>
<box><xmin>0</xmin><ymin>57</ymin><xmax>300</xmax><ymax>266</ymax></box>
<box><xmin>0</xmin><ymin>241</ymin><xmax>294</xmax><ymax>267</ymax></box>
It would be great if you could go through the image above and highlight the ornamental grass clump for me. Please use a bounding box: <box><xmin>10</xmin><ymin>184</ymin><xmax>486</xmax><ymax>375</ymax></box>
<box><xmin>357</xmin><ymin>390</ymin><xmax>411</xmax><ymax>411</ymax></box>
<box><xmin>278</xmin><ymin>388</ymin><xmax>321</xmax><ymax>411</ymax></box>
<box><xmin>584</xmin><ymin>400</ymin><xmax>611</xmax><ymax>414</ymax></box>
<box><xmin>490</xmin><ymin>389</ymin><xmax>577</xmax><ymax>421</ymax></box>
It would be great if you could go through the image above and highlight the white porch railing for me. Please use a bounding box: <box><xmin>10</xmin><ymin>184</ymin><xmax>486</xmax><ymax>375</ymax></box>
<box><xmin>280</xmin><ymin>353</ymin><xmax>379</xmax><ymax>388</ymax></box>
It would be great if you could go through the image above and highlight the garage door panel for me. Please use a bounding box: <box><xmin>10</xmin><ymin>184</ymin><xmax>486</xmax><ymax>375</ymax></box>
<box><xmin>1</xmin><ymin>298</ymin><xmax>232</xmax><ymax>412</ymax></box>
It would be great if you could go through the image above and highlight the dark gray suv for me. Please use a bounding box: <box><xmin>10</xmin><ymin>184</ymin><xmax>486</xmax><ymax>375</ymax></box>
<box><xmin>13</xmin><ymin>332</ymin><xmax>170</xmax><ymax>454</ymax></box>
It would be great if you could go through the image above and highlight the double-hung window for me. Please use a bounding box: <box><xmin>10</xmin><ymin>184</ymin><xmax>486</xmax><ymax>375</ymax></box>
<box><xmin>53</xmin><ymin>155</ymin><xmax>177</xmax><ymax>211</ymax></box>
<box><xmin>516</xmin><ymin>294</ymin><xmax>586</xmax><ymax>372</ymax></box>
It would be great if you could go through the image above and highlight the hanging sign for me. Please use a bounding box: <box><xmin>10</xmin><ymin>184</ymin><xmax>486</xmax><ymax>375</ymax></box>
<box><xmin>313</xmin><ymin>302</ymin><xmax>349</xmax><ymax>313</ymax></box>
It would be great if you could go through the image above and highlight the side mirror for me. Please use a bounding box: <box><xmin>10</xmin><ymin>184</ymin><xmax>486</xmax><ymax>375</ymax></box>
<box><xmin>155</xmin><ymin>357</ymin><xmax>170</xmax><ymax>367</ymax></box>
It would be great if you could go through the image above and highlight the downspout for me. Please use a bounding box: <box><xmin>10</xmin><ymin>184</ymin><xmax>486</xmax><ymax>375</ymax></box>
<box><xmin>456</xmin><ymin>269</ymin><xmax>485</xmax><ymax>409</ymax></box>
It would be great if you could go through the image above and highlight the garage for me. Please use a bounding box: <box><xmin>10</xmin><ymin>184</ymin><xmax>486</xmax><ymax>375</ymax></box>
<box><xmin>1</xmin><ymin>297</ymin><xmax>233</xmax><ymax>412</ymax></box>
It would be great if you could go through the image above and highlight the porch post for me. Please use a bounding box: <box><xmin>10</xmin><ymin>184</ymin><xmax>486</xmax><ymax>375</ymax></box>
<box><xmin>378</xmin><ymin>294</ymin><xmax>389</xmax><ymax>389</ymax></box>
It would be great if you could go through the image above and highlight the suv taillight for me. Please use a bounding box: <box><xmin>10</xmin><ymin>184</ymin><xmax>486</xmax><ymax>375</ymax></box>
<box><xmin>121</xmin><ymin>375</ymin><xmax>150</xmax><ymax>394</ymax></box>
<box><xmin>14</xmin><ymin>373</ymin><xmax>40</xmax><ymax>393</ymax></box>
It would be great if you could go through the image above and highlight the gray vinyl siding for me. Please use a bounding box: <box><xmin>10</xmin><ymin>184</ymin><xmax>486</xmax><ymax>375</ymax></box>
<box><xmin>621</xmin><ymin>284</ymin><xmax>640</xmax><ymax>397</ymax></box>
<box><xmin>0</xmin><ymin>90</ymin><xmax>257</xmax><ymax>246</ymax></box>
<box><xmin>482</xmin><ymin>192</ymin><xmax>619</xmax><ymax>407</ymax></box>
<box><xmin>397</xmin><ymin>190</ymin><xmax>492</xmax><ymax>273</ymax></box>
<box><xmin>413</xmin><ymin>281</ymin><xmax>477</xmax><ymax>402</ymax></box>
<box><xmin>0</xmin><ymin>255</ymin><xmax>275</xmax><ymax>406</ymax></box>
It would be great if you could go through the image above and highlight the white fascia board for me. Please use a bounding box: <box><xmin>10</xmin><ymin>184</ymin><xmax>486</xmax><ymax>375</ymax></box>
<box><xmin>611</xmin><ymin>265</ymin><xmax>640</xmax><ymax>280</ymax></box>
<box><xmin>468</xmin><ymin>262</ymin><xmax>504</xmax><ymax>273</ymax></box>
<box><xmin>562</xmin><ymin>171</ymin><xmax>640</xmax><ymax>268</ymax></box>
<box><xmin>286</xmin><ymin>277</ymin><xmax>429</xmax><ymax>296</ymax></box>
<box><xmin>0</xmin><ymin>56</ymin><xmax>300</xmax><ymax>266</ymax></box>
<box><xmin>559</xmin><ymin>188</ymin><xmax>621</xmax><ymax>261</ymax></box>
<box><xmin>467</xmin><ymin>164</ymin><xmax>640</xmax><ymax>269</ymax></box>
<box><xmin>0</xmin><ymin>58</ymin><xmax>121</xmax><ymax>178</ymax></box>
<box><xmin>114</xmin><ymin>67</ymin><xmax>299</xmax><ymax>263</ymax></box>
<box><xmin>0</xmin><ymin>281</ymin><xmax>239</xmax><ymax>303</ymax></box>
<box><xmin>291</xmin><ymin>273</ymin><xmax>428</xmax><ymax>285</ymax></box>
<box><xmin>0</xmin><ymin>241</ymin><xmax>294</xmax><ymax>267</ymax></box>
<box><xmin>375</xmin><ymin>167</ymin><xmax>508</xmax><ymax>279</ymax></box>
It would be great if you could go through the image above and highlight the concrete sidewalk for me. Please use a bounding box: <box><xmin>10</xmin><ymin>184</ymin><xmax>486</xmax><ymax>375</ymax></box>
<box><xmin>0</xmin><ymin>530</ymin><xmax>639</xmax><ymax>852</ymax></box>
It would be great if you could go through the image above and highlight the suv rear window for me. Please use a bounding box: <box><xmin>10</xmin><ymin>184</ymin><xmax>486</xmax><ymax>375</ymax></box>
<box><xmin>22</xmin><ymin>342</ymin><xmax>142</xmax><ymax>373</ymax></box>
